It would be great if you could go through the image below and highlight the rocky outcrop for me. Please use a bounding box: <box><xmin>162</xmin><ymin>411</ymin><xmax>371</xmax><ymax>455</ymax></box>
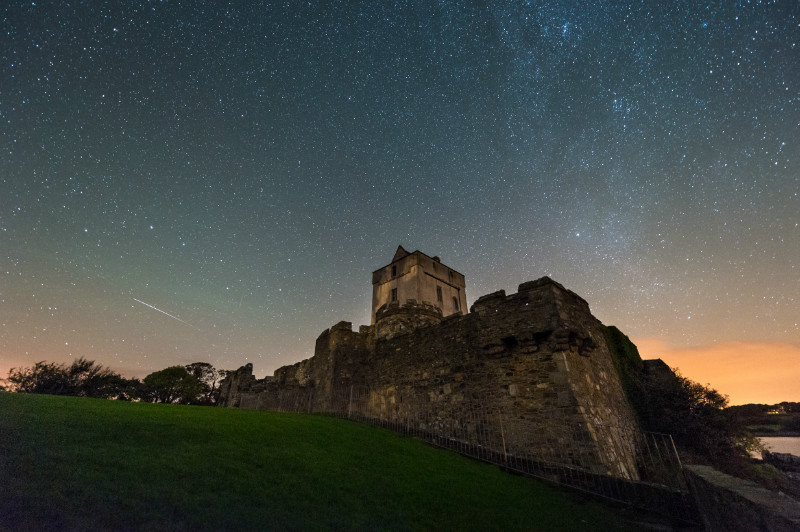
<box><xmin>763</xmin><ymin>450</ymin><xmax>800</xmax><ymax>474</ymax></box>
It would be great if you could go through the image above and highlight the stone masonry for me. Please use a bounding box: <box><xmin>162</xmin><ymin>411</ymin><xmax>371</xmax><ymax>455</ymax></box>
<box><xmin>219</xmin><ymin>276</ymin><xmax>642</xmax><ymax>480</ymax></box>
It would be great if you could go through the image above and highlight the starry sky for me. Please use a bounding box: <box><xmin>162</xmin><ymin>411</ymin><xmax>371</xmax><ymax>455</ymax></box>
<box><xmin>1</xmin><ymin>1</ymin><xmax>797</xmax><ymax>405</ymax></box>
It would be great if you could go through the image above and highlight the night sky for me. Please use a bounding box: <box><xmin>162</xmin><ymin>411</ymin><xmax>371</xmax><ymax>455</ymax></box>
<box><xmin>2</xmin><ymin>1</ymin><xmax>798</xmax><ymax>404</ymax></box>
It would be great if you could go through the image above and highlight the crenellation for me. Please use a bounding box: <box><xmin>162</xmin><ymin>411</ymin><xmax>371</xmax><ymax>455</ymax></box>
<box><xmin>469</xmin><ymin>289</ymin><xmax>506</xmax><ymax>314</ymax></box>
<box><xmin>330</xmin><ymin>321</ymin><xmax>354</xmax><ymax>333</ymax></box>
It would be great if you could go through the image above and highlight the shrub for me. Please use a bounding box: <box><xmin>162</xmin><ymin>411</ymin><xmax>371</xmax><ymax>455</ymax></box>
<box><xmin>6</xmin><ymin>358</ymin><xmax>129</xmax><ymax>399</ymax></box>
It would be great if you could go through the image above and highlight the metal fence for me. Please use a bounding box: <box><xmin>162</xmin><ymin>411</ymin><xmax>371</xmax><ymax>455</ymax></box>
<box><xmin>239</xmin><ymin>385</ymin><xmax>697</xmax><ymax>522</ymax></box>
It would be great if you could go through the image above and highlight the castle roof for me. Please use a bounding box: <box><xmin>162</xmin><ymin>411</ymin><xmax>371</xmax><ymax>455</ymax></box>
<box><xmin>375</xmin><ymin>245</ymin><xmax>463</xmax><ymax>277</ymax></box>
<box><xmin>392</xmin><ymin>245</ymin><xmax>410</xmax><ymax>262</ymax></box>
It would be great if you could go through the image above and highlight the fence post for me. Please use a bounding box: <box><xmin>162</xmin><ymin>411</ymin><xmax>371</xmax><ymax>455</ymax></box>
<box><xmin>348</xmin><ymin>385</ymin><xmax>354</xmax><ymax>419</ymax></box>
<box><xmin>668</xmin><ymin>434</ymin><xmax>683</xmax><ymax>469</ymax></box>
<box><xmin>498</xmin><ymin>411</ymin><xmax>508</xmax><ymax>463</ymax></box>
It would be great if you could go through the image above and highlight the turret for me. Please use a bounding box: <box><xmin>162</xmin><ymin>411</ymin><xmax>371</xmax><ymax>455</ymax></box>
<box><xmin>370</xmin><ymin>246</ymin><xmax>466</xmax><ymax>325</ymax></box>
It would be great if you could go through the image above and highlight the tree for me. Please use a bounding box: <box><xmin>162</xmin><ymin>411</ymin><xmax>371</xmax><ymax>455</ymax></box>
<box><xmin>638</xmin><ymin>362</ymin><xmax>760</xmax><ymax>471</ymax></box>
<box><xmin>6</xmin><ymin>358</ymin><xmax>128</xmax><ymax>399</ymax></box>
<box><xmin>604</xmin><ymin>330</ymin><xmax>761</xmax><ymax>472</ymax></box>
<box><xmin>184</xmin><ymin>362</ymin><xmax>225</xmax><ymax>405</ymax></box>
<box><xmin>111</xmin><ymin>377</ymin><xmax>145</xmax><ymax>401</ymax></box>
<box><xmin>142</xmin><ymin>366</ymin><xmax>204</xmax><ymax>404</ymax></box>
<box><xmin>67</xmin><ymin>357</ymin><xmax>130</xmax><ymax>399</ymax></box>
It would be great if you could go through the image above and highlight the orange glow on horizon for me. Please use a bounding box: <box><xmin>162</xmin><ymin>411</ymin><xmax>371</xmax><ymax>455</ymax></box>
<box><xmin>0</xmin><ymin>356</ymin><xmax>157</xmax><ymax>387</ymax></box>
<box><xmin>4</xmin><ymin>339</ymin><xmax>798</xmax><ymax>406</ymax></box>
<box><xmin>633</xmin><ymin>337</ymin><xmax>800</xmax><ymax>406</ymax></box>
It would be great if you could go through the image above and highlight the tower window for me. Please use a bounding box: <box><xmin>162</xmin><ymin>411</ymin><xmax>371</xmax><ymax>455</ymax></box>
<box><xmin>391</xmin><ymin>265</ymin><xmax>397</xmax><ymax>277</ymax></box>
<box><xmin>453</xmin><ymin>296</ymin><xmax>459</xmax><ymax>311</ymax></box>
<box><xmin>391</xmin><ymin>288</ymin><xmax>398</xmax><ymax>302</ymax></box>
<box><xmin>436</xmin><ymin>286</ymin><xmax>443</xmax><ymax>303</ymax></box>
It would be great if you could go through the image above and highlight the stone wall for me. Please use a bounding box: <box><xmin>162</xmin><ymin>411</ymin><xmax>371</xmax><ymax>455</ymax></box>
<box><xmin>686</xmin><ymin>465</ymin><xmax>800</xmax><ymax>531</ymax></box>
<box><xmin>372</xmin><ymin>299</ymin><xmax>443</xmax><ymax>340</ymax></box>
<box><xmin>219</xmin><ymin>277</ymin><xmax>642</xmax><ymax>479</ymax></box>
<box><xmin>216</xmin><ymin>363</ymin><xmax>268</xmax><ymax>407</ymax></box>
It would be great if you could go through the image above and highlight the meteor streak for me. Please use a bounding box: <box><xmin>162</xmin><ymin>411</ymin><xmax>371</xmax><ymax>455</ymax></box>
<box><xmin>132</xmin><ymin>297</ymin><xmax>198</xmax><ymax>330</ymax></box>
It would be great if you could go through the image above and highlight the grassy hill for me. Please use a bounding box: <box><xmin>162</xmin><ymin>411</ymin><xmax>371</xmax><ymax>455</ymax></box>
<box><xmin>0</xmin><ymin>392</ymin><xmax>636</xmax><ymax>531</ymax></box>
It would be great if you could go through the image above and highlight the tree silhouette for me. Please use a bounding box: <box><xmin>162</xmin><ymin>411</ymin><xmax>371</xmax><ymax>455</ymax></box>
<box><xmin>6</xmin><ymin>358</ymin><xmax>129</xmax><ymax>399</ymax></box>
<box><xmin>142</xmin><ymin>366</ymin><xmax>204</xmax><ymax>404</ymax></box>
<box><xmin>185</xmin><ymin>362</ymin><xmax>225</xmax><ymax>405</ymax></box>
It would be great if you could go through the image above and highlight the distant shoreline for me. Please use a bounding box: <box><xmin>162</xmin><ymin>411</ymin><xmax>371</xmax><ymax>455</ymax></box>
<box><xmin>753</xmin><ymin>432</ymin><xmax>800</xmax><ymax>438</ymax></box>
<box><xmin>751</xmin><ymin>435</ymin><xmax>800</xmax><ymax>459</ymax></box>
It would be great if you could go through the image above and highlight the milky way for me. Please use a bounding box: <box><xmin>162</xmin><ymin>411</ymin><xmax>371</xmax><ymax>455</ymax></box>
<box><xmin>1</xmin><ymin>2</ymin><xmax>797</xmax><ymax>403</ymax></box>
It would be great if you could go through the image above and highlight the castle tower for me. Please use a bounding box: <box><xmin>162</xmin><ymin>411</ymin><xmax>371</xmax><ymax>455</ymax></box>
<box><xmin>371</xmin><ymin>246</ymin><xmax>467</xmax><ymax>324</ymax></box>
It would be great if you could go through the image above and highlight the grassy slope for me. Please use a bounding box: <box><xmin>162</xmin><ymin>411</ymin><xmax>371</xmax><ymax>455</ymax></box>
<box><xmin>0</xmin><ymin>393</ymin><xmax>635</xmax><ymax>531</ymax></box>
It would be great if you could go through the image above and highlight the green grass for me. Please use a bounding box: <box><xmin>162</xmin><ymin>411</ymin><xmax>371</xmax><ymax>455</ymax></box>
<box><xmin>0</xmin><ymin>392</ymin><xmax>636</xmax><ymax>531</ymax></box>
<box><xmin>745</xmin><ymin>413</ymin><xmax>800</xmax><ymax>436</ymax></box>
<box><xmin>747</xmin><ymin>424</ymin><xmax>784</xmax><ymax>434</ymax></box>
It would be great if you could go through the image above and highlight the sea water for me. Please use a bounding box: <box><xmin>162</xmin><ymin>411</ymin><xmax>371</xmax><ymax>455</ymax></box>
<box><xmin>757</xmin><ymin>436</ymin><xmax>800</xmax><ymax>457</ymax></box>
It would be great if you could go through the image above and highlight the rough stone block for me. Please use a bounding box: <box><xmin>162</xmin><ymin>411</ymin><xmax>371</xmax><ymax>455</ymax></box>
<box><xmin>686</xmin><ymin>465</ymin><xmax>800</xmax><ymax>532</ymax></box>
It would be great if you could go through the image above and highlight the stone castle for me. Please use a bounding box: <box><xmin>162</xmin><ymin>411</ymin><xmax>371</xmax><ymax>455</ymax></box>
<box><xmin>219</xmin><ymin>247</ymin><xmax>642</xmax><ymax>479</ymax></box>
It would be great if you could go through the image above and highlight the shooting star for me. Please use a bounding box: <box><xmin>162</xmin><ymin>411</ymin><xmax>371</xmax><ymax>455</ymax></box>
<box><xmin>132</xmin><ymin>298</ymin><xmax>199</xmax><ymax>330</ymax></box>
